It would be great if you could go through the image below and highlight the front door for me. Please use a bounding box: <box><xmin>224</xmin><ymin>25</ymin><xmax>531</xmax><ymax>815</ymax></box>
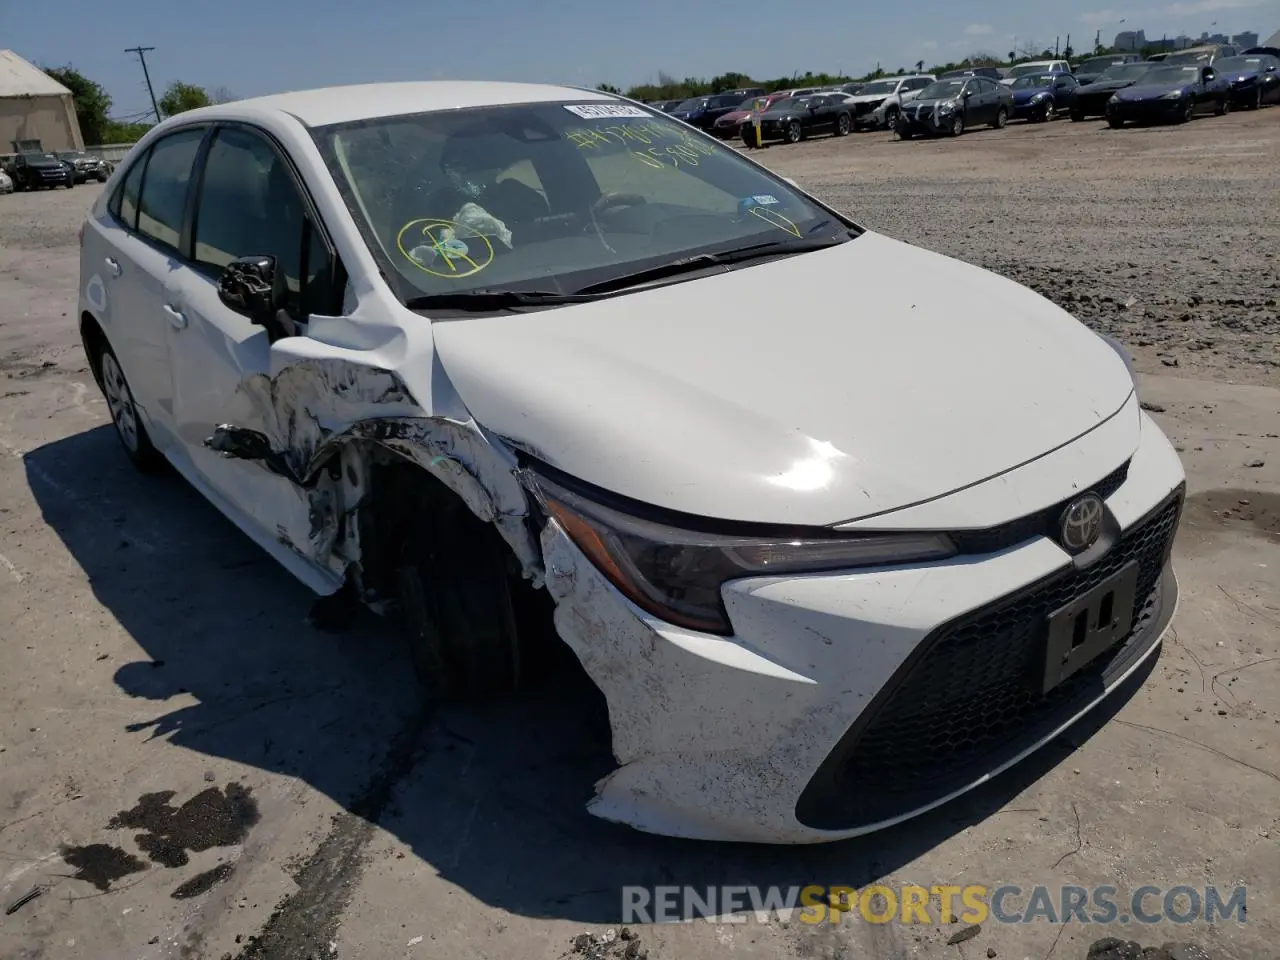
<box><xmin>164</xmin><ymin>124</ymin><xmax>341</xmax><ymax>572</ymax></box>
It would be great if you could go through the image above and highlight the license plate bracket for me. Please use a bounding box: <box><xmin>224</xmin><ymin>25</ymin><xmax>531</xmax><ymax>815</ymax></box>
<box><xmin>1041</xmin><ymin>561</ymin><xmax>1140</xmax><ymax>693</ymax></box>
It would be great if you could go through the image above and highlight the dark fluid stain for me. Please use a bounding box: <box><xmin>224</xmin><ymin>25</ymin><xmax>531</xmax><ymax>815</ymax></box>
<box><xmin>60</xmin><ymin>843</ymin><xmax>146</xmax><ymax>891</ymax></box>
<box><xmin>171</xmin><ymin>862</ymin><xmax>234</xmax><ymax>900</ymax></box>
<box><xmin>1180</xmin><ymin>488</ymin><xmax>1280</xmax><ymax>540</ymax></box>
<box><xmin>108</xmin><ymin>783</ymin><xmax>260</xmax><ymax>868</ymax></box>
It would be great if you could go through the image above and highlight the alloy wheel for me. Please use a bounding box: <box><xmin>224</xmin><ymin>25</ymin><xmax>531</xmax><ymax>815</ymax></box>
<box><xmin>100</xmin><ymin>352</ymin><xmax>139</xmax><ymax>453</ymax></box>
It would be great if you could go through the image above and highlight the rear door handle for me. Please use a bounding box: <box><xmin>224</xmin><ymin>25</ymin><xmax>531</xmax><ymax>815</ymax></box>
<box><xmin>105</xmin><ymin>257</ymin><xmax>122</xmax><ymax>278</ymax></box>
<box><xmin>162</xmin><ymin>304</ymin><xmax>188</xmax><ymax>330</ymax></box>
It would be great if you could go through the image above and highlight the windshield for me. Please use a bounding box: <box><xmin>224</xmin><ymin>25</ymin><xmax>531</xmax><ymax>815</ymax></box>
<box><xmin>1099</xmin><ymin>63</ymin><xmax>1153</xmax><ymax>82</ymax></box>
<box><xmin>1011</xmin><ymin>75</ymin><xmax>1054</xmax><ymax>89</ymax></box>
<box><xmin>313</xmin><ymin>101</ymin><xmax>852</xmax><ymax>308</ymax></box>
<box><xmin>766</xmin><ymin>97</ymin><xmax>809</xmax><ymax>112</ymax></box>
<box><xmin>1078</xmin><ymin>57</ymin><xmax>1125</xmax><ymax>73</ymax></box>
<box><xmin>1163</xmin><ymin>50</ymin><xmax>1213</xmax><ymax>64</ymax></box>
<box><xmin>1214</xmin><ymin>56</ymin><xmax>1265</xmax><ymax>72</ymax></box>
<box><xmin>917</xmin><ymin>79</ymin><xmax>967</xmax><ymax>99</ymax></box>
<box><xmin>1141</xmin><ymin>65</ymin><xmax>1202</xmax><ymax>85</ymax></box>
<box><xmin>1008</xmin><ymin>63</ymin><xmax>1055</xmax><ymax>79</ymax></box>
<box><xmin>858</xmin><ymin>80</ymin><xmax>899</xmax><ymax>96</ymax></box>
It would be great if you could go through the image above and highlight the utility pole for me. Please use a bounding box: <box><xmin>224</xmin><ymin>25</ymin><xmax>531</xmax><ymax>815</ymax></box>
<box><xmin>125</xmin><ymin>46</ymin><xmax>161</xmax><ymax>122</ymax></box>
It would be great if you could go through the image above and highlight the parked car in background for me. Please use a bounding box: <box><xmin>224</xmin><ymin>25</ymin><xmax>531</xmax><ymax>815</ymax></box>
<box><xmin>1073</xmin><ymin>54</ymin><xmax>1143</xmax><ymax>85</ymax></box>
<box><xmin>846</xmin><ymin>74</ymin><xmax>935</xmax><ymax>129</ymax></box>
<box><xmin>1002</xmin><ymin>60</ymin><xmax>1072</xmax><ymax>86</ymax></box>
<box><xmin>897</xmin><ymin>76</ymin><xmax>1013</xmax><ymax>137</ymax></box>
<box><xmin>6</xmin><ymin>152</ymin><xmax>74</xmax><ymax>190</ymax></box>
<box><xmin>1244</xmin><ymin>46</ymin><xmax>1280</xmax><ymax>57</ymax></box>
<box><xmin>0</xmin><ymin>170</ymin><xmax>12</xmax><ymax>194</ymax></box>
<box><xmin>671</xmin><ymin>93</ymin><xmax>747</xmax><ymax>130</ymax></box>
<box><xmin>1010</xmin><ymin>73</ymin><xmax>1080</xmax><ymax>121</ymax></box>
<box><xmin>840</xmin><ymin>82</ymin><xmax>867</xmax><ymax>96</ymax></box>
<box><xmin>745</xmin><ymin>93</ymin><xmax>854</xmax><ymax>144</ymax></box>
<box><xmin>713</xmin><ymin>93</ymin><xmax>789</xmax><ymax>138</ymax></box>
<box><xmin>1105</xmin><ymin>64</ymin><xmax>1230</xmax><ymax>127</ymax></box>
<box><xmin>1068</xmin><ymin>62</ymin><xmax>1154</xmax><ymax>120</ymax></box>
<box><xmin>1213</xmin><ymin>54</ymin><xmax>1280</xmax><ymax>109</ymax></box>
<box><xmin>940</xmin><ymin>67</ymin><xmax>1003</xmax><ymax>80</ymax></box>
<box><xmin>56</xmin><ymin>150</ymin><xmax>110</xmax><ymax>184</ymax></box>
<box><xmin>1161</xmin><ymin>44</ymin><xmax>1239</xmax><ymax>66</ymax></box>
<box><xmin>648</xmin><ymin>99</ymin><xmax>683</xmax><ymax>113</ymax></box>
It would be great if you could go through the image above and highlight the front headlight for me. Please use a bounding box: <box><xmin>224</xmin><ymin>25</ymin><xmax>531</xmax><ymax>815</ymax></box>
<box><xmin>1108</xmin><ymin>94</ymin><xmax>1121</xmax><ymax>104</ymax></box>
<box><xmin>1031</xmin><ymin>92</ymin><xmax>1049</xmax><ymax>102</ymax></box>
<box><xmin>938</xmin><ymin>101</ymin><xmax>956</xmax><ymax>114</ymax></box>
<box><xmin>532</xmin><ymin>469</ymin><xmax>957</xmax><ymax>634</ymax></box>
<box><xmin>1095</xmin><ymin>331</ymin><xmax>1139</xmax><ymax>396</ymax></box>
<box><xmin>1159</xmin><ymin>90</ymin><xmax>1185</xmax><ymax>99</ymax></box>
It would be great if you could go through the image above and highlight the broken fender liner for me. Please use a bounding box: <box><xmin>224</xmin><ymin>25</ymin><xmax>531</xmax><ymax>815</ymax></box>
<box><xmin>203</xmin><ymin>358</ymin><xmax>541</xmax><ymax>585</ymax></box>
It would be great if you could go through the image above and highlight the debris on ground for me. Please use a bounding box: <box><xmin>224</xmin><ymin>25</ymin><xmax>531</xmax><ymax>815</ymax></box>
<box><xmin>1140</xmin><ymin>401</ymin><xmax>1167</xmax><ymax>413</ymax></box>
<box><xmin>1085</xmin><ymin>938</ymin><xmax>1213</xmax><ymax>960</ymax></box>
<box><xmin>567</xmin><ymin>929</ymin><xmax>649</xmax><ymax>959</ymax></box>
<box><xmin>1244</xmin><ymin>459</ymin><xmax>1265</xmax><ymax>468</ymax></box>
<box><xmin>947</xmin><ymin>923</ymin><xmax>982</xmax><ymax>945</ymax></box>
<box><xmin>4</xmin><ymin>885</ymin><xmax>42</xmax><ymax>916</ymax></box>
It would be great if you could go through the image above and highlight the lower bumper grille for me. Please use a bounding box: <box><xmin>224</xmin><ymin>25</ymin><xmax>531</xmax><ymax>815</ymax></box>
<box><xmin>796</xmin><ymin>487</ymin><xmax>1183</xmax><ymax>830</ymax></box>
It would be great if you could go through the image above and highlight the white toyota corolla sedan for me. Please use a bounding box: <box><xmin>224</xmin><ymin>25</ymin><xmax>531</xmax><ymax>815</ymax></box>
<box><xmin>78</xmin><ymin>81</ymin><xmax>1185</xmax><ymax>843</ymax></box>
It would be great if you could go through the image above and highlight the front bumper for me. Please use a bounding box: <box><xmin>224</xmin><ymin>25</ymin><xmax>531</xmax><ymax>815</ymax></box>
<box><xmin>1072</xmin><ymin>93</ymin><xmax>1115</xmax><ymax>117</ymax></box>
<box><xmin>1013</xmin><ymin>99</ymin><xmax>1051</xmax><ymax>118</ymax></box>
<box><xmin>898</xmin><ymin>108</ymin><xmax>955</xmax><ymax>134</ymax></box>
<box><xmin>542</xmin><ymin>411</ymin><xmax>1185</xmax><ymax>843</ymax></box>
<box><xmin>1107</xmin><ymin>98</ymin><xmax>1187</xmax><ymax>123</ymax></box>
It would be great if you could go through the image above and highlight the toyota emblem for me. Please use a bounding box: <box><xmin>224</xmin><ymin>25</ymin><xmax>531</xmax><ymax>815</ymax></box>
<box><xmin>1059</xmin><ymin>493</ymin><xmax>1105</xmax><ymax>553</ymax></box>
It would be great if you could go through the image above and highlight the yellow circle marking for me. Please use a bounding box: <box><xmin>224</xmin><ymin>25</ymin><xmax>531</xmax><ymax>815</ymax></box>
<box><xmin>396</xmin><ymin>218</ymin><xmax>495</xmax><ymax>279</ymax></box>
<box><xmin>748</xmin><ymin>206</ymin><xmax>802</xmax><ymax>237</ymax></box>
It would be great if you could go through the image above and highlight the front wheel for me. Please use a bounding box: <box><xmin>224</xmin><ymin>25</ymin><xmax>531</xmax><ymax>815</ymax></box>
<box><xmin>96</xmin><ymin>342</ymin><xmax>163</xmax><ymax>473</ymax></box>
<box><xmin>1107</xmin><ymin>116</ymin><xmax>1124</xmax><ymax>129</ymax></box>
<box><xmin>1179</xmin><ymin>101</ymin><xmax>1195</xmax><ymax>123</ymax></box>
<box><xmin>784</xmin><ymin>121</ymin><xmax>803</xmax><ymax>144</ymax></box>
<box><xmin>1215</xmin><ymin>97</ymin><xmax>1230</xmax><ymax>116</ymax></box>
<box><xmin>834</xmin><ymin>113</ymin><xmax>851</xmax><ymax>136</ymax></box>
<box><xmin>883</xmin><ymin>106</ymin><xmax>900</xmax><ymax>129</ymax></box>
<box><xmin>992</xmin><ymin>106</ymin><xmax>1008</xmax><ymax>129</ymax></box>
<box><xmin>949</xmin><ymin>113</ymin><xmax>966</xmax><ymax>137</ymax></box>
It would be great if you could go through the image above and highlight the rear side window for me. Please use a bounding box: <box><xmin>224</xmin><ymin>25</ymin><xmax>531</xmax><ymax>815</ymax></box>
<box><xmin>136</xmin><ymin>129</ymin><xmax>205</xmax><ymax>249</ymax></box>
<box><xmin>192</xmin><ymin>126</ymin><xmax>335</xmax><ymax>317</ymax></box>
<box><xmin>113</xmin><ymin>154</ymin><xmax>146</xmax><ymax>227</ymax></box>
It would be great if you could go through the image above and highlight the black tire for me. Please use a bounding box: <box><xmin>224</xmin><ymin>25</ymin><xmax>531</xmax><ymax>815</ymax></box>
<box><xmin>992</xmin><ymin>106</ymin><xmax>1008</xmax><ymax>129</ymax></box>
<box><xmin>784</xmin><ymin>121</ymin><xmax>803</xmax><ymax>143</ymax></box>
<box><xmin>1215</xmin><ymin>97</ymin><xmax>1230</xmax><ymax>116</ymax></box>
<box><xmin>1107</xmin><ymin>116</ymin><xmax>1124</xmax><ymax>129</ymax></box>
<box><xmin>1179</xmin><ymin>101</ymin><xmax>1195</xmax><ymax>123</ymax></box>
<box><xmin>65</xmin><ymin>179</ymin><xmax>74</xmax><ymax>189</ymax></box>
<box><xmin>93</xmin><ymin>338</ymin><xmax>164</xmax><ymax>473</ymax></box>
<box><xmin>949</xmin><ymin>113</ymin><xmax>965</xmax><ymax>137</ymax></box>
<box><xmin>397</xmin><ymin>494</ymin><xmax>530</xmax><ymax>701</ymax></box>
<box><xmin>883</xmin><ymin>105</ymin><xmax>900</xmax><ymax>129</ymax></box>
<box><xmin>1071</xmin><ymin>110</ymin><xmax>1085</xmax><ymax>122</ymax></box>
<box><xmin>834</xmin><ymin>113</ymin><xmax>851</xmax><ymax>136</ymax></box>
<box><xmin>1249</xmin><ymin>88</ymin><xmax>1262</xmax><ymax>110</ymax></box>
<box><xmin>897</xmin><ymin>125</ymin><xmax>914</xmax><ymax>140</ymax></box>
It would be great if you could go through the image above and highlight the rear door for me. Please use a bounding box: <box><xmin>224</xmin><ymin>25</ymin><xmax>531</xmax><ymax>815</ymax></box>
<box><xmin>165</xmin><ymin>123</ymin><xmax>343</xmax><ymax>557</ymax></box>
<box><xmin>96</xmin><ymin>127</ymin><xmax>207</xmax><ymax>448</ymax></box>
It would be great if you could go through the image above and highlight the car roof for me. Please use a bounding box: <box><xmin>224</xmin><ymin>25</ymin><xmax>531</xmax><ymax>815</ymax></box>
<box><xmin>170</xmin><ymin>80</ymin><xmax>617</xmax><ymax>128</ymax></box>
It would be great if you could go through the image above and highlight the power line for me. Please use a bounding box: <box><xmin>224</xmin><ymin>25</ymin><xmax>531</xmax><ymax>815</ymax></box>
<box><xmin>124</xmin><ymin>46</ymin><xmax>160</xmax><ymax>122</ymax></box>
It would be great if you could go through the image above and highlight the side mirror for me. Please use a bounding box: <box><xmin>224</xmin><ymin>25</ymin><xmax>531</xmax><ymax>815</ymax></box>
<box><xmin>963</xmin><ymin>90</ymin><xmax>973</xmax><ymax>99</ymax></box>
<box><xmin>217</xmin><ymin>255</ymin><xmax>296</xmax><ymax>340</ymax></box>
<box><xmin>1203</xmin><ymin>68</ymin><xmax>1216</xmax><ymax>81</ymax></box>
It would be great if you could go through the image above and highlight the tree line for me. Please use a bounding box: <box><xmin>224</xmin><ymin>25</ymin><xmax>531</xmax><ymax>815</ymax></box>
<box><xmin>39</xmin><ymin>64</ymin><xmax>234</xmax><ymax>145</ymax></box>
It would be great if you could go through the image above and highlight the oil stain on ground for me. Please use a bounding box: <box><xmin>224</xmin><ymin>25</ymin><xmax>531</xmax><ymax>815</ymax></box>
<box><xmin>171</xmin><ymin>862</ymin><xmax>235</xmax><ymax>900</ymax></box>
<box><xmin>108</xmin><ymin>782</ymin><xmax>260</xmax><ymax>868</ymax></box>
<box><xmin>59</xmin><ymin>843</ymin><xmax>147</xmax><ymax>891</ymax></box>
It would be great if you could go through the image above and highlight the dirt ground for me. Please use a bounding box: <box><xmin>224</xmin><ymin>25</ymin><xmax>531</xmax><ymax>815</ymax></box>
<box><xmin>0</xmin><ymin>111</ymin><xmax>1277</xmax><ymax>960</ymax></box>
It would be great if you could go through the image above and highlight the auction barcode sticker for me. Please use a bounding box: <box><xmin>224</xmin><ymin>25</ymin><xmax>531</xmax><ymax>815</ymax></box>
<box><xmin>563</xmin><ymin>104</ymin><xmax>650</xmax><ymax>119</ymax></box>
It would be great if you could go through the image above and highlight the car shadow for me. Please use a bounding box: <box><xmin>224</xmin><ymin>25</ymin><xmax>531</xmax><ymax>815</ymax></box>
<box><xmin>26</xmin><ymin>424</ymin><xmax>1158</xmax><ymax>925</ymax></box>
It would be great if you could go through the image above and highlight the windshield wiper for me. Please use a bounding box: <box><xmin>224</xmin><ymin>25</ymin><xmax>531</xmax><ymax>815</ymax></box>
<box><xmin>572</xmin><ymin>232</ymin><xmax>855</xmax><ymax>297</ymax></box>
<box><xmin>405</xmin><ymin>288</ymin><xmax>594</xmax><ymax>311</ymax></box>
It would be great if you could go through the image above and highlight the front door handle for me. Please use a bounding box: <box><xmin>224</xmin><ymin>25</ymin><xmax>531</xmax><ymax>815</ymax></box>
<box><xmin>162</xmin><ymin>304</ymin><xmax>188</xmax><ymax>330</ymax></box>
<box><xmin>105</xmin><ymin>257</ymin><xmax>122</xmax><ymax>278</ymax></box>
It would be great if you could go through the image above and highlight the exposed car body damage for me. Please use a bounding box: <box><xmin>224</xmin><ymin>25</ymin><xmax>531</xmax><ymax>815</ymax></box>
<box><xmin>202</xmin><ymin>356</ymin><xmax>543</xmax><ymax>587</ymax></box>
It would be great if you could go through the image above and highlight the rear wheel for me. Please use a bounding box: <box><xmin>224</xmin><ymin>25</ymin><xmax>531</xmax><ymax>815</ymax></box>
<box><xmin>992</xmin><ymin>106</ymin><xmax>1008</xmax><ymax>129</ymax></box>
<box><xmin>96</xmin><ymin>342</ymin><xmax>163</xmax><ymax>473</ymax></box>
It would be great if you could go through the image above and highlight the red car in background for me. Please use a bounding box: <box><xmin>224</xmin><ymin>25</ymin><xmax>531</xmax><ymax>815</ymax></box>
<box><xmin>711</xmin><ymin>91</ymin><xmax>794</xmax><ymax>138</ymax></box>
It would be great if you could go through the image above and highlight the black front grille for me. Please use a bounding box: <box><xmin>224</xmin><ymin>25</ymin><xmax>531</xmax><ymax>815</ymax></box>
<box><xmin>950</xmin><ymin>459</ymin><xmax>1130</xmax><ymax>555</ymax></box>
<box><xmin>797</xmin><ymin>487</ymin><xmax>1182</xmax><ymax>830</ymax></box>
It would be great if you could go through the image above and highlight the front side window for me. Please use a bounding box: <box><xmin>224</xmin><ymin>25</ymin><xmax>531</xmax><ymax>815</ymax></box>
<box><xmin>114</xmin><ymin>151</ymin><xmax>146</xmax><ymax>227</ymax></box>
<box><xmin>192</xmin><ymin>126</ymin><xmax>333</xmax><ymax>316</ymax></box>
<box><xmin>313</xmin><ymin>101</ymin><xmax>853</xmax><ymax>310</ymax></box>
<box><xmin>136</xmin><ymin>129</ymin><xmax>205</xmax><ymax>249</ymax></box>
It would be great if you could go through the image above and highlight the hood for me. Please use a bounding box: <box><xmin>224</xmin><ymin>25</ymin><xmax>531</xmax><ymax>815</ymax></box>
<box><xmin>909</xmin><ymin>97</ymin><xmax>959</xmax><ymax>111</ymax></box>
<box><xmin>850</xmin><ymin>93</ymin><xmax>890</xmax><ymax>104</ymax></box>
<box><xmin>1225</xmin><ymin>70</ymin><xmax>1261</xmax><ymax>82</ymax></box>
<box><xmin>1114</xmin><ymin>82</ymin><xmax>1189</xmax><ymax>100</ymax></box>
<box><xmin>1079</xmin><ymin>77</ymin><xmax>1142</xmax><ymax>94</ymax></box>
<box><xmin>24</xmin><ymin>156</ymin><xmax>63</xmax><ymax>168</ymax></box>
<box><xmin>431</xmin><ymin>232</ymin><xmax>1134</xmax><ymax>527</ymax></box>
<box><xmin>715</xmin><ymin>110</ymin><xmax>752</xmax><ymax>124</ymax></box>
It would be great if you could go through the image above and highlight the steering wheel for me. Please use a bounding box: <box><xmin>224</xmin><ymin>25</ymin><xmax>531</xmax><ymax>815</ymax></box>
<box><xmin>592</xmin><ymin>193</ymin><xmax>647</xmax><ymax>216</ymax></box>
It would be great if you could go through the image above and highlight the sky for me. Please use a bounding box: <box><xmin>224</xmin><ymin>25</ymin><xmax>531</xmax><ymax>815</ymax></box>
<box><xmin>9</xmin><ymin>0</ymin><xmax>1279</xmax><ymax>119</ymax></box>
